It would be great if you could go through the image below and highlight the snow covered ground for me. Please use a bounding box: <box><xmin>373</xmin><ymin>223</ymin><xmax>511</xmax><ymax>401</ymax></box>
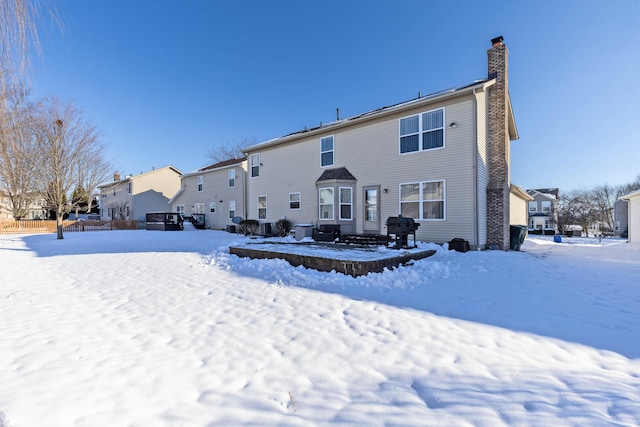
<box><xmin>1</xmin><ymin>229</ymin><xmax>639</xmax><ymax>426</ymax></box>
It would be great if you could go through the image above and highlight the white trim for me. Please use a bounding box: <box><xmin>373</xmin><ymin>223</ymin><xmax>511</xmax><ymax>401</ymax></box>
<box><xmin>250</xmin><ymin>153</ymin><xmax>261</xmax><ymax>178</ymax></box>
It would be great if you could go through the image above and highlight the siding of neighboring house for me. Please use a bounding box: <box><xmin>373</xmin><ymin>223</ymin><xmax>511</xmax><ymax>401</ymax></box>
<box><xmin>510</xmin><ymin>185</ymin><xmax>533</xmax><ymax>226</ymax></box>
<box><xmin>171</xmin><ymin>159</ymin><xmax>247</xmax><ymax>230</ymax></box>
<box><xmin>622</xmin><ymin>190</ymin><xmax>640</xmax><ymax>243</ymax></box>
<box><xmin>614</xmin><ymin>199</ymin><xmax>629</xmax><ymax>237</ymax></box>
<box><xmin>98</xmin><ymin>166</ymin><xmax>182</xmax><ymax>221</ymax></box>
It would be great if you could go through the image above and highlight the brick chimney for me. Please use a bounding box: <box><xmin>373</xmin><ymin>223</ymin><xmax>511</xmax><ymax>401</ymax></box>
<box><xmin>486</xmin><ymin>35</ymin><xmax>511</xmax><ymax>250</ymax></box>
<box><xmin>114</xmin><ymin>171</ymin><xmax>120</xmax><ymax>182</ymax></box>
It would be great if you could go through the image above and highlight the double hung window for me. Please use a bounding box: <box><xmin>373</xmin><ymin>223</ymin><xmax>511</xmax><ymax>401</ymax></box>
<box><xmin>289</xmin><ymin>192</ymin><xmax>301</xmax><ymax>210</ymax></box>
<box><xmin>321</xmin><ymin>136</ymin><xmax>334</xmax><ymax>167</ymax></box>
<box><xmin>339</xmin><ymin>187</ymin><xmax>352</xmax><ymax>220</ymax></box>
<box><xmin>400</xmin><ymin>180</ymin><xmax>445</xmax><ymax>220</ymax></box>
<box><xmin>400</xmin><ymin>108</ymin><xmax>444</xmax><ymax>153</ymax></box>
<box><xmin>258</xmin><ymin>195</ymin><xmax>267</xmax><ymax>219</ymax></box>
<box><xmin>319</xmin><ymin>188</ymin><xmax>334</xmax><ymax>220</ymax></box>
<box><xmin>228</xmin><ymin>169</ymin><xmax>235</xmax><ymax>188</ymax></box>
<box><xmin>251</xmin><ymin>154</ymin><xmax>260</xmax><ymax>177</ymax></box>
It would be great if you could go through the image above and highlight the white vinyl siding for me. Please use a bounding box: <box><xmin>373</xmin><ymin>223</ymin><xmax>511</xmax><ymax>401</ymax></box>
<box><xmin>321</xmin><ymin>136</ymin><xmax>334</xmax><ymax>167</ymax></box>
<box><xmin>243</xmin><ymin>94</ymin><xmax>478</xmax><ymax>245</ymax></box>
<box><xmin>399</xmin><ymin>108</ymin><xmax>444</xmax><ymax>154</ymax></box>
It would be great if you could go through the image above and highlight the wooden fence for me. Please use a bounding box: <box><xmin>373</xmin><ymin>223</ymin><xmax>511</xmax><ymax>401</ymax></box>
<box><xmin>0</xmin><ymin>219</ymin><xmax>138</xmax><ymax>234</ymax></box>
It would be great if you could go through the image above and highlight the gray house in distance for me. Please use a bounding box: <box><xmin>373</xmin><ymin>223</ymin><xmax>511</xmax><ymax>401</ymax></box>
<box><xmin>526</xmin><ymin>188</ymin><xmax>559</xmax><ymax>232</ymax></box>
<box><xmin>242</xmin><ymin>36</ymin><xmax>521</xmax><ymax>250</ymax></box>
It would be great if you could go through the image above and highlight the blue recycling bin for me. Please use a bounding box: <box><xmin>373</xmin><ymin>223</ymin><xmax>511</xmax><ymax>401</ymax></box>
<box><xmin>553</xmin><ymin>235</ymin><xmax>562</xmax><ymax>243</ymax></box>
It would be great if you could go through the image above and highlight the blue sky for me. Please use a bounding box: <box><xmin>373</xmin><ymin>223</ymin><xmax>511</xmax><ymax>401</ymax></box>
<box><xmin>29</xmin><ymin>0</ymin><xmax>640</xmax><ymax>191</ymax></box>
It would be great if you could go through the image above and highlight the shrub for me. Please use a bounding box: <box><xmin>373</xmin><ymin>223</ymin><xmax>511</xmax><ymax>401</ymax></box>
<box><xmin>239</xmin><ymin>219</ymin><xmax>259</xmax><ymax>236</ymax></box>
<box><xmin>275</xmin><ymin>218</ymin><xmax>292</xmax><ymax>237</ymax></box>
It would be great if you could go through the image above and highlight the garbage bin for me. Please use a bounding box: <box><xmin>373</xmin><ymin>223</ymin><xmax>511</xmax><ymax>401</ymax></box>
<box><xmin>553</xmin><ymin>235</ymin><xmax>562</xmax><ymax>243</ymax></box>
<box><xmin>294</xmin><ymin>224</ymin><xmax>313</xmax><ymax>241</ymax></box>
<box><xmin>510</xmin><ymin>225</ymin><xmax>527</xmax><ymax>251</ymax></box>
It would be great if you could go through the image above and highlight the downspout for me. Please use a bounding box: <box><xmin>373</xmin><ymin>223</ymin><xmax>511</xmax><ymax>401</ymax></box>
<box><xmin>472</xmin><ymin>88</ymin><xmax>479</xmax><ymax>249</ymax></box>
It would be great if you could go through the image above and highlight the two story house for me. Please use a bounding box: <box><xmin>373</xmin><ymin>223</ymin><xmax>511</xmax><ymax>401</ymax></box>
<box><xmin>526</xmin><ymin>188</ymin><xmax>559</xmax><ymax>232</ymax></box>
<box><xmin>98</xmin><ymin>166</ymin><xmax>182</xmax><ymax>222</ymax></box>
<box><xmin>170</xmin><ymin>158</ymin><xmax>247</xmax><ymax>230</ymax></box>
<box><xmin>242</xmin><ymin>36</ymin><xmax>520</xmax><ymax>250</ymax></box>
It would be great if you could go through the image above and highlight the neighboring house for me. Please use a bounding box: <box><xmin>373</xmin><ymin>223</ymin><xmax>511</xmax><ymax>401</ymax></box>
<box><xmin>526</xmin><ymin>188</ymin><xmax>559</xmax><ymax>232</ymax></box>
<box><xmin>620</xmin><ymin>189</ymin><xmax>640</xmax><ymax>243</ymax></box>
<box><xmin>510</xmin><ymin>185</ymin><xmax>533</xmax><ymax>227</ymax></box>
<box><xmin>170</xmin><ymin>158</ymin><xmax>247</xmax><ymax>230</ymax></box>
<box><xmin>613</xmin><ymin>199</ymin><xmax>629</xmax><ymax>237</ymax></box>
<box><xmin>0</xmin><ymin>190</ymin><xmax>48</xmax><ymax>220</ymax></box>
<box><xmin>242</xmin><ymin>36</ymin><xmax>520</xmax><ymax>250</ymax></box>
<box><xmin>97</xmin><ymin>166</ymin><xmax>182</xmax><ymax>222</ymax></box>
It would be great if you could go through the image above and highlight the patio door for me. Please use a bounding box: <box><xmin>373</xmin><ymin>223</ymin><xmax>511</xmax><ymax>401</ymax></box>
<box><xmin>363</xmin><ymin>186</ymin><xmax>380</xmax><ymax>234</ymax></box>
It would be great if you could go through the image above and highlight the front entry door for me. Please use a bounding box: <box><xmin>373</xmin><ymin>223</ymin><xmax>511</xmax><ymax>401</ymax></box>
<box><xmin>363</xmin><ymin>186</ymin><xmax>380</xmax><ymax>234</ymax></box>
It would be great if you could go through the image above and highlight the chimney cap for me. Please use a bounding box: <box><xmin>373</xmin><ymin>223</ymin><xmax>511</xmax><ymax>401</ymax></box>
<box><xmin>491</xmin><ymin>36</ymin><xmax>504</xmax><ymax>47</ymax></box>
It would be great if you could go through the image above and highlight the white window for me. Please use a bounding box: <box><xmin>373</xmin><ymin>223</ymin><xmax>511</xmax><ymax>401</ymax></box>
<box><xmin>176</xmin><ymin>205</ymin><xmax>185</xmax><ymax>214</ymax></box>
<box><xmin>228</xmin><ymin>201</ymin><xmax>236</xmax><ymax>219</ymax></box>
<box><xmin>544</xmin><ymin>219</ymin><xmax>551</xmax><ymax>229</ymax></box>
<box><xmin>210</xmin><ymin>202</ymin><xmax>216</xmax><ymax>213</ymax></box>
<box><xmin>197</xmin><ymin>175</ymin><xmax>203</xmax><ymax>192</ymax></box>
<box><xmin>228</xmin><ymin>169</ymin><xmax>235</xmax><ymax>188</ymax></box>
<box><xmin>251</xmin><ymin>154</ymin><xmax>260</xmax><ymax>178</ymax></box>
<box><xmin>541</xmin><ymin>201</ymin><xmax>551</xmax><ymax>213</ymax></box>
<box><xmin>194</xmin><ymin>203</ymin><xmax>205</xmax><ymax>214</ymax></box>
<box><xmin>339</xmin><ymin>187</ymin><xmax>352</xmax><ymax>220</ymax></box>
<box><xmin>528</xmin><ymin>202</ymin><xmax>537</xmax><ymax>213</ymax></box>
<box><xmin>289</xmin><ymin>192</ymin><xmax>301</xmax><ymax>210</ymax></box>
<box><xmin>127</xmin><ymin>181</ymin><xmax>132</xmax><ymax>194</ymax></box>
<box><xmin>400</xmin><ymin>180</ymin><xmax>445</xmax><ymax>220</ymax></box>
<box><xmin>321</xmin><ymin>136</ymin><xmax>334</xmax><ymax>167</ymax></box>
<box><xmin>258</xmin><ymin>195</ymin><xmax>267</xmax><ymax>219</ymax></box>
<box><xmin>319</xmin><ymin>188</ymin><xmax>334</xmax><ymax>220</ymax></box>
<box><xmin>399</xmin><ymin>108</ymin><xmax>444</xmax><ymax>154</ymax></box>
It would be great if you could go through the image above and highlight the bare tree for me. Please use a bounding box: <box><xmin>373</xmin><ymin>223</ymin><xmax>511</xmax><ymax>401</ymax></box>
<box><xmin>108</xmin><ymin>200</ymin><xmax>129</xmax><ymax>220</ymax></box>
<box><xmin>207</xmin><ymin>138</ymin><xmax>254</xmax><ymax>164</ymax></box>
<box><xmin>0</xmin><ymin>0</ymin><xmax>60</xmax><ymax>91</ymax></box>
<box><xmin>0</xmin><ymin>91</ymin><xmax>41</xmax><ymax>218</ymax></box>
<box><xmin>31</xmin><ymin>97</ymin><xmax>107</xmax><ymax>239</ymax></box>
<box><xmin>590</xmin><ymin>184</ymin><xmax>617</xmax><ymax>233</ymax></box>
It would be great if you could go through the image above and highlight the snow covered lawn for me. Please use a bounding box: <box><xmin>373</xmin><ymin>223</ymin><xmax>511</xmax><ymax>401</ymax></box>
<box><xmin>1</xmin><ymin>230</ymin><xmax>639</xmax><ymax>426</ymax></box>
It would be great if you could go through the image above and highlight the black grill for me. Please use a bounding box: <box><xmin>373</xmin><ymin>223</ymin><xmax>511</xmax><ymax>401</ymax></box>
<box><xmin>386</xmin><ymin>216</ymin><xmax>420</xmax><ymax>248</ymax></box>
